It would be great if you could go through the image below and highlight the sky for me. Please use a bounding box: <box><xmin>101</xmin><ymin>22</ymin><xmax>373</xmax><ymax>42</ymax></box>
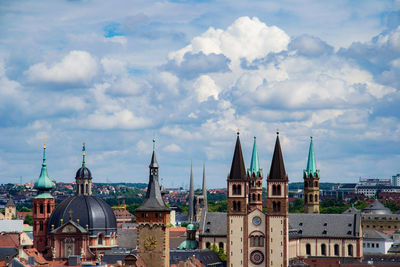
<box><xmin>0</xmin><ymin>0</ymin><xmax>400</xmax><ymax>188</ymax></box>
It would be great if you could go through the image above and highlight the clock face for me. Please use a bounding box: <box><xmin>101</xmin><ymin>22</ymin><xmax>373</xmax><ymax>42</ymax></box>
<box><xmin>250</xmin><ymin>250</ymin><xmax>264</xmax><ymax>265</ymax></box>
<box><xmin>144</xmin><ymin>236</ymin><xmax>157</xmax><ymax>251</ymax></box>
<box><xmin>253</xmin><ymin>216</ymin><xmax>261</xmax><ymax>226</ymax></box>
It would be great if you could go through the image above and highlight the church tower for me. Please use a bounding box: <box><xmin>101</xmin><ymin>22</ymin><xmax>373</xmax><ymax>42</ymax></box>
<box><xmin>266</xmin><ymin>132</ymin><xmax>289</xmax><ymax>267</ymax></box>
<box><xmin>303</xmin><ymin>136</ymin><xmax>320</xmax><ymax>213</ymax></box>
<box><xmin>75</xmin><ymin>143</ymin><xmax>92</xmax><ymax>196</ymax></box>
<box><xmin>33</xmin><ymin>143</ymin><xmax>55</xmax><ymax>254</ymax></box>
<box><xmin>227</xmin><ymin>133</ymin><xmax>249</xmax><ymax>267</ymax></box>
<box><xmin>136</xmin><ymin>140</ymin><xmax>170</xmax><ymax>267</ymax></box>
<box><xmin>248</xmin><ymin>137</ymin><xmax>263</xmax><ymax>211</ymax></box>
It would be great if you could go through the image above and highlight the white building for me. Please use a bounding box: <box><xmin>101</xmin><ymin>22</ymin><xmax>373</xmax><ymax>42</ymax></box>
<box><xmin>363</xmin><ymin>229</ymin><xmax>393</xmax><ymax>254</ymax></box>
<box><xmin>392</xmin><ymin>174</ymin><xmax>400</xmax><ymax>187</ymax></box>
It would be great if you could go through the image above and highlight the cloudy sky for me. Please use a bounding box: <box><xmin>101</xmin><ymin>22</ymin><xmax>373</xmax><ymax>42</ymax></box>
<box><xmin>1</xmin><ymin>0</ymin><xmax>400</xmax><ymax>188</ymax></box>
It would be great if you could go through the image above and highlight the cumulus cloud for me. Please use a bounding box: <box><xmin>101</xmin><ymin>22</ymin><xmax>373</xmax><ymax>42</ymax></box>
<box><xmin>84</xmin><ymin>109</ymin><xmax>150</xmax><ymax>130</ymax></box>
<box><xmin>289</xmin><ymin>34</ymin><xmax>334</xmax><ymax>57</ymax></box>
<box><xmin>163</xmin><ymin>143</ymin><xmax>182</xmax><ymax>153</ymax></box>
<box><xmin>26</xmin><ymin>50</ymin><xmax>98</xmax><ymax>85</ymax></box>
<box><xmin>193</xmin><ymin>75</ymin><xmax>221</xmax><ymax>102</ymax></box>
<box><xmin>169</xmin><ymin>16</ymin><xmax>290</xmax><ymax>65</ymax></box>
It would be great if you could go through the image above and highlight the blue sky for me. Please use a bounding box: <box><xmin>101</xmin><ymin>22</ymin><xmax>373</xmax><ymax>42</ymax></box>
<box><xmin>0</xmin><ymin>0</ymin><xmax>400</xmax><ymax>188</ymax></box>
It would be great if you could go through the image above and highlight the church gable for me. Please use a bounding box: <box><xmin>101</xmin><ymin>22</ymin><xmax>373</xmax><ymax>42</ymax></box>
<box><xmin>53</xmin><ymin>221</ymin><xmax>87</xmax><ymax>234</ymax></box>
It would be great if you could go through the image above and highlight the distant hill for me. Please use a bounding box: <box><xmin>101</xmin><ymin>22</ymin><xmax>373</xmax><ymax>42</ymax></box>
<box><xmin>289</xmin><ymin>182</ymin><xmax>338</xmax><ymax>191</ymax></box>
<box><xmin>94</xmin><ymin>182</ymin><xmax>148</xmax><ymax>189</ymax></box>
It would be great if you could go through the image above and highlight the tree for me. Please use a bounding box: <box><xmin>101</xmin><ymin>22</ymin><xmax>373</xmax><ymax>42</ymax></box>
<box><xmin>209</xmin><ymin>244</ymin><xmax>226</xmax><ymax>261</ymax></box>
<box><xmin>24</xmin><ymin>214</ymin><xmax>33</xmax><ymax>226</ymax></box>
<box><xmin>289</xmin><ymin>198</ymin><xmax>304</xmax><ymax>213</ymax></box>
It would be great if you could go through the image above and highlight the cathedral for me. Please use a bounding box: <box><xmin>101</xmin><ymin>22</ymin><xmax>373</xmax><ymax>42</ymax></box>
<box><xmin>32</xmin><ymin>143</ymin><xmax>117</xmax><ymax>261</ymax></box>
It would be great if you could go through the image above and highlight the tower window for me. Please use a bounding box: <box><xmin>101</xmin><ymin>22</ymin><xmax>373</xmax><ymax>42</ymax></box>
<box><xmin>40</xmin><ymin>204</ymin><xmax>44</xmax><ymax>214</ymax></box>
<box><xmin>309</xmin><ymin>194</ymin><xmax>313</xmax><ymax>202</ymax></box>
<box><xmin>272</xmin><ymin>185</ymin><xmax>276</xmax><ymax>195</ymax></box>
<box><xmin>252</xmin><ymin>194</ymin><xmax>256</xmax><ymax>201</ymax></box>
<box><xmin>39</xmin><ymin>221</ymin><xmax>43</xmax><ymax>231</ymax></box>
<box><xmin>233</xmin><ymin>201</ymin><xmax>237</xmax><ymax>211</ymax></box>
<box><xmin>233</xmin><ymin>185</ymin><xmax>237</xmax><ymax>195</ymax></box>
<box><xmin>315</xmin><ymin>194</ymin><xmax>318</xmax><ymax>202</ymax></box>
<box><xmin>98</xmin><ymin>234</ymin><xmax>103</xmax><ymax>245</ymax></box>
<box><xmin>258</xmin><ymin>194</ymin><xmax>261</xmax><ymax>201</ymax></box>
<box><xmin>315</xmin><ymin>181</ymin><xmax>318</xmax><ymax>187</ymax></box>
<box><xmin>237</xmin><ymin>185</ymin><xmax>242</xmax><ymax>195</ymax></box>
<box><xmin>277</xmin><ymin>185</ymin><xmax>281</xmax><ymax>195</ymax></box>
<box><xmin>47</xmin><ymin>203</ymin><xmax>50</xmax><ymax>213</ymax></box>
<box><xmin>238</xmin><ymin>201</ymin><xmax>241</xmax><ymax>211</ymax></box>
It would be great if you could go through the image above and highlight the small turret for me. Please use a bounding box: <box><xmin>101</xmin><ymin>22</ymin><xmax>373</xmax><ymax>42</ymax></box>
<box><xmin>34</xmin><ymin>143</ymin><xmax>54</xmax><ymax>196</ymax></box>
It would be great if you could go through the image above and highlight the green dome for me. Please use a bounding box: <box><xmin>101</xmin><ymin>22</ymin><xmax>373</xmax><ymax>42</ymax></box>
<box><xmin>186</xmin><ymin>223</ymin><xmax>196</xmax><ymax>231</ymax></box>
<box><xmin>34</xmin><ymin>145</ymin><xmax>54</xmax><ymax>192</ymax></box>
<box><xmin>177</xmin><ymin>239</ymin><xmax>198</xmax><ymax>250</ymax></box>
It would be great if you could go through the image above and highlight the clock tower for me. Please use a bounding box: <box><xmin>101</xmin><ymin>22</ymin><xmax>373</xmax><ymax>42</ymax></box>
<box><xmin>136</xmin><ymin>140</ymin><xmax>170</xmax><ymax>267</ymax></box>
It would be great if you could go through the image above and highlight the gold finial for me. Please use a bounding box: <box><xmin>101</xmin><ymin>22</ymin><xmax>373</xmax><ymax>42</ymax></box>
<box><xmin>43</xmin><ymin>137</ymin><xmax>47</xmax><ymax>149</ymax></box>
<box><xmin>82</xmin><ymin>142</ymin><xmax>86</xmax><ymax>156</ymax></box>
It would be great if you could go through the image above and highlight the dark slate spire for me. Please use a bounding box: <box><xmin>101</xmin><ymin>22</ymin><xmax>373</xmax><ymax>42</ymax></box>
<box><xmin>229</xmin><ymin>132</ymin><xmax>246</xmax><ymax>180</ymax></box>
<box><xmin>188</xmin><ymin>163</ymin><xmax>194</xmax><ymax>222</ymax></box>
<box><xmin>268</xmin><ymin>132</ymin><xmax>288</xmax><ymax>180</ymax></box>
<box><xmin>136</xmin><ymin>139</ymin><xmax>169</xmax><ymax>212</ymax></box>
<box><xmin>202</xmin><ymin>163</ymin><xmax>207</xmax><ymax>206</ymax></box>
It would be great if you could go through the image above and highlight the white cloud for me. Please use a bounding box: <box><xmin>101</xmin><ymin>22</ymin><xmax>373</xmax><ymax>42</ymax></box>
<box><xmin>193</xmin><ymin>75</ymin><xmax>221</xmax><ymax>102</ymax></box>
<box><xmin>84</xmin><ymin>109</ymin><xmax>150</xmax><ymax>130</ymax></box>
<box><xmin>26</xmin><ymin>50</ymin><xmax>98</xmax><ymax>85</ymax></box>
<box><xmin>104</xmin><ymin>36</ymin><xmax>128</xmax><ymax>46</ymax></box>
<box><xmin>169</xmin><ymin>16</ymin><xmax>290</xmax><ymax>65</ymax></box>
<box><xmin>163</xmin><ymin>143</ymin><xmax>182</xmax><ymax>153</ymax></box>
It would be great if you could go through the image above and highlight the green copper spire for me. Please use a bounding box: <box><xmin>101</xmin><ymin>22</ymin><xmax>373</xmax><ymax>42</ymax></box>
<box><xmin>34</xmin><ymin>143</ymin><xmax>54</xmax><ymax>194</ymax></box>
<box><xmin>82</xmin><ymin>142</ymin><xmax>86</xmax><ymax>167</ymax></box>
<box><xmin>305</xmin><ymin>136</ymin><xmax>318</xmax><ymax>177</ymax></box>
<box><xmin>248</xmin><ymin>136</ymin><xmax>262</xmax><ymax>176</ymax></box>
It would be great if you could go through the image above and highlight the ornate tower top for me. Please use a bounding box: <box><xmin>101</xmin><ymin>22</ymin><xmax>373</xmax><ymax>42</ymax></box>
<box><xmin>229</xmin><ymin>132</ymin><xmax>246</xmax><ymax>180</ymax></box>
<box><xmin>304</xmin><ymin>136</ymin><xmax>319</xmax><ymax>177</ymax></box>
<box><xmin>268</xmin><ymin>132</ymin><xmax>288</xmax><ymax>180</ymax></box>
<box><xmin>248</xmin><ymin>136</ymin><xmax>262</xmax><ymax>177</ymax></box>
<box><xmin>34</xmin><ymin>143</ymin><xmax>54</xmax><ymax>196</ymax></box>
<box><xmin>137</xmin><ymin>139</ymin><xmax>169</xmax><ymax>212</ymax></box>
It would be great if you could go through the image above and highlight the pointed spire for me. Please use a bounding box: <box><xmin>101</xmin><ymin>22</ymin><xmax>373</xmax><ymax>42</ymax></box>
<box><xmin>188</xmin><ymin>163</ymin><xmax>194</xmax><ymax>222</ymax></box>
<box><xmin>82</xmin><ymin>142</ymin><xmax>86</xmax><ymax>167</ymax></box>
<box><xmin>149</xmin><ymin>138</ymin><xmax>159</xmax><ymax>168</ymax></box>
<box><xmin>248</xmin><ymin>136</ymin><xmax>262</xmax><ymax>176</ymax></box>
<box><xmin>34</xmin><ymin>143</ymin><xmax>54</xmax><ymax>192</ymax></box>
<box><xmin>202</xmin><ymin>163</ymin><xmax>208</xmax><ymax>216</ymax></box>
<box><xmin>305</xmin><ymin>136</ymin><xmax>318</xmax><ymax>177</ymax></box>
<box><xmin>229</xmin><ymin>132</ymin><xmax>246</xmax><ymax>180</ymax></box>
<box><xmin>136</xmin><ymin>139</ymin><xmax>169</xmax><ymax>212</ymax></box>
<box><xmin>268</xmin><ymin>131</ymin><xmax>287</xmax><ymax>180</ymax></box>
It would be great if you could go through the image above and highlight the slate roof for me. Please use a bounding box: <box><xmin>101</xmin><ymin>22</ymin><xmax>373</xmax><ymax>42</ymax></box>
<box><xmin>229</xmin><ymin>134</ymin><xmax>246</xmax><ymax>180</ymax></box>
<box><xmin>363</xmin><ymin>229</ymin><xmax>392</xmax><ymax>241</ymax></box>
<box><xmin>200</xmin><ymin>212</ymin><xmax>227</xmax><ymax>237</ymax></box>
<box><xmin>0</xmin><ymin>247</ymin><xmax>18</xmax><ymax>260</ymax></box>
<box><xmin>170</xmin><ymin>249</ymin><xmax>223</xmax><ymax>266</ymax></box>
<box><xmin>289</xmin><ymin>213</ymin><xmax>361</xmax><ymax>239</ymax></box>
<box><xmin>362</xmin><ymin>199</ymin><xmax>392</xmax><ymax>215</ymax></box>
<box><xmin>117</xmin><ymin>228</ymin><xmax>137</xmax><ymax>249</ymax></box>
<box><xmin>136</xmin><ymin>149</ymin><xmax>170</xmax><ymax>212</ymax></box>
<box><xmin>5</xmin><ymin>198</ymin><xmax>15</xmax><ymax>208</ymax></box>
<box><xmin>102</xmin><ymin>248</ymin><xmax>136</xmax><ymax>265</ymax></box>
<box><xmin>342</xmin><ymin>206</ymin><xmax>361</xmax><ymax>214</ymax></box>
<box><xmin>0</xmin><ymin>220</ymin><xmax>23</xmax><ymax>233</ymax></box>
<box><xmin>268</xmin><ymin>133</ymin><xmax>287</xmax><ymax>180</ymax></box>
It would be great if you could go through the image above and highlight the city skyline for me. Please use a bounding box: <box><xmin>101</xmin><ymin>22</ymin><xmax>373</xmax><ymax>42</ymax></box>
<box><xmin>0</xmin><ymin>0</ymin><xmax>400</xmax><ymax>187</ymax></box>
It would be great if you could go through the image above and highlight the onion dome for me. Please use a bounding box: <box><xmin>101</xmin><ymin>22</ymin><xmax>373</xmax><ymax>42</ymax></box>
<box><xmin>186</xmin><ymin>223</ymin><xmax>196</xmax><ymax>231</ymax></box>
<box><xmin>33</xmin><ymin>143</ymin><xmax>54</xmax><ymax>198</ymax></box>
<box><xmin>177</xmin><ymin>223</ymin><xmax>198</xmax><ymax>250</ymax></box>
<box><xmin>48</xmin><ymin>195</ymin><xmax>117</xmax><ymax>235</ymax></box>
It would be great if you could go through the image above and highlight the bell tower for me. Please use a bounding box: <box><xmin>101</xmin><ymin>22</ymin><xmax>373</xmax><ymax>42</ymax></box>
<box><xmin>227</xmin><ymin>132</ymin><xmax>249</xmax><ymax>267</ymax></box>
<box><xmin>266</xmin><ymin>132</ymin><xmax>289</xmax><ymax>267</ymax></box>
<box><xmin>303</xmin><ymin>136</ymin><xmax>320</xmax><ymax>213</ymax></box>
<box><xmin>136</xmin><ymin>139</ymin><xmax>170</xmax><ymax>267</ymax></box>
<box><xmin>248</xmin><ymin>137</ymin><xmax>263</xmax><ymax>211</ymax></box>
<box><xmin>33</xmin><ymin>143</ymin><xmax>55</xmax><ymax>254</ymax></box>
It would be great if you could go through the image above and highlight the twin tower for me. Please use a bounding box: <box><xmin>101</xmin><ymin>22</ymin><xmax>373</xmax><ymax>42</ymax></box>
<box><xmin>227</xmin><ymin>132</ymin><xmax>319</xmax><ymax>267</ymax></box>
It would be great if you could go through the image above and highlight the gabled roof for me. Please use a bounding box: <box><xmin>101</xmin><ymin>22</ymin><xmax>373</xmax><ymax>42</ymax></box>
<box><xmin>342</xmin><ymin>206</ymin><xmax>360</xmax><ymax>214</ymax></box>
<box><xmin>363</xmin><ymin>229</ymin><xmax>392</xmax><ymax>241</ymax></box>
<box><xmin>5</xmin><ymin>198</ymin><xmax>15</xmax><ymax>208</ymax></box>
<box><xmin>51</xmin><ymin>220</ymin><xmax>88</xmax><ymax>234</ymax></box>
<box><xmin>229</xmin><ymin>133</ymin><xmax>246</xmax><ymax>180</ymax></box>
<box><xmin>199</xmin><ymin>212</ymin><xmax>227</xmax><ymax>237</ymax></box>
<box><xmin>268</xmin><ymin>133</ymin><xmax>287</xmax><ymax>180</ymax></box>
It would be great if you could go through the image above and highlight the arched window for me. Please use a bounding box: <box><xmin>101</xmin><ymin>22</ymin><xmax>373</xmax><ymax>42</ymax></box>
<box><xmin>47</xmin><ymin>203</ymin><xmax>51</xmax><ymax>213</ymax></box>
<box><xmin>237</xmin><ymin>185</ymin><xmax>242</xmax><ymax>195</ymax></box>
<box><xmin>98</xmin><ymin>234</ymin><xmax>103</xmax><ymax>245</ymax></box>
<box><xmin>237</xmin><ymin>201</ymin><xmax>241</xmax><ymax>211</ymax></box>
<box><xmin>315</xmin><ymin>194</ymin><xmax>318</xmax><ymax>202</ymax></box>
<box><xmin>306</xmin><ymin>244</ymin><xmax>311</xmax><ymax>255</ymax></box>
<box><xmin>309</xmin><ymin>194</ymin><xmax>313</xmax><ymax>202</ymax></box>
<box><xmin>277</xmin><ymin>185</ymin><xmax>281</xmax><ymax>195</ymax></box>
<box><xmin>348</xmin><ymin>244</ymin><xmax>353</xmax><ymax>256</ymax></box>
<box><xmin>315</xmin><ymin>181</ymin><xmax>318</xmax><ymax>187</ymax></box>
<box><xmin>86</xmin><ymin>184</ymin><xmax>89</xmax><ymax>194</ymax></box>
<box><xmin>233</xmin><ymin>185</ymin><xmax>237</xmax><ymax>195</ymax></box>
<box><xmin>273</xmin><ymin>202</ymin><xmax>276</xmax><ymax>211</ymax></box>
<box><xmin>252</xmin><ymin>194</ymin><xmax>256</xmax><ymax>201</ymax></box>
<box><xmin>257</xmin><ymin>194</ymin><xmax>261</xmax><ymax>201</ymax></box>
<box><xmin>334</xmin><ymin>244</ymin><xmax>339</xmax><ymax>256</ymax></box>
<box><xmin>233</xmin><ymin>201</ymin><xmax>237</xmax><ymax>211</ymax></box>
<box><xmin>39</xmin><ymin>221</ymin><xmax>43</xmax><ymax>231</ymax></box>
<box><xmin>219</xmin><ymin>242</ymin><xmax>224</xmax><ymax>249</ymax></box>
<box><xmin>277</xmin><ymin>202</ymin><xmax>281</xmax><ymax>212</ymax></box>
<box><xmin>80</xmin><ymin>184</ymin><xmax>84</xmax><ymax>194</ymax></box>
<box><xmin>257</xmin><ymin>181</ymin><xmax>260</xmax><ymax>187</ymax></box>
<box><xmin>40</xmin><ymin>204</ymin><xmax>44</xmax><ymax>214</ymax></box>
<box><xmin>206</xmin><ymin>242</ymin><xmax>211</xmax><ymax>248</ymax></box>
<box><xmin>272</xmin><ymin>185</ymin><xmax>276</xmax><ymax>195</ymax></box>
<box><xmin>321</xmin><ymin>244</ymin><xmax>326</xmax><ymax>256</ymax></box>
